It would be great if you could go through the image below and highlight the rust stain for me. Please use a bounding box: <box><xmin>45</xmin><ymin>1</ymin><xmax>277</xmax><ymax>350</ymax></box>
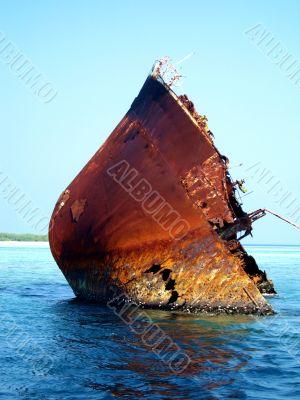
<box><xmin>70</xmin><ymin>199</ymin><xmax>87</xmax><ymax>223</ymax></box>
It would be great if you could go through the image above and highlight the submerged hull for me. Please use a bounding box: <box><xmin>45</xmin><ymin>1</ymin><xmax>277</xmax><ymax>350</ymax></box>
<box><xmin>49</xmin><ymin>67</ymin><xmax>274</xmax><ymax>314</ymax></box>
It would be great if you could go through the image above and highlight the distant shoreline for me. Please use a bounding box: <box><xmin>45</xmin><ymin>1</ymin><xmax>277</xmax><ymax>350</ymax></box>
<box><xmin>0</xmin><ymin>232</ymin><xmax>48</xmax><ymax>242</ymax></box>
<box><xmin>0</xmin><ymin>233</ymin><xmax>298</xmax><ymax>248</ymax></box>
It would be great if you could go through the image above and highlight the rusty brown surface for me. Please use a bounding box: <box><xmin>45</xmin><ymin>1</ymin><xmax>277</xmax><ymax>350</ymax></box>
<box><xmin>49</xmin><ymin>69</ymin><xmax>275</xmax><ymax>315</ymax></box>
<box><xmin>70</xmin><ymin>199</ymin><xmax>87</xmax><ymax>222</ymax></box>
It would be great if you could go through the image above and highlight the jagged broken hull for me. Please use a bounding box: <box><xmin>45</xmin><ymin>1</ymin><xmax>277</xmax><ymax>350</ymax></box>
<box><xmin>49</xmin><ymin>68</ymin><xmax>274</xmax><ymax>315</ymax></box>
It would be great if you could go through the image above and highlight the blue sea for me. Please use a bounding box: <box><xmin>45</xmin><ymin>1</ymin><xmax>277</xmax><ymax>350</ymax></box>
<box><xmin>0</xmin><ymin>244</ymin><xmax>300</xmax><ymax>400</ymax></box>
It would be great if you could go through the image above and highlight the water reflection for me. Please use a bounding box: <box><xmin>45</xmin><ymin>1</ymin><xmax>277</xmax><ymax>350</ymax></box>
<box><xmin>50</xmin><ymin>299</ymin><xmax>257</xmax><ymax>399</ymax></box>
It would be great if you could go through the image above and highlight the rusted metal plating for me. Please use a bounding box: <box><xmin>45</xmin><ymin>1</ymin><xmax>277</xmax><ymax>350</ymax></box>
<box><xmin>49</xmin><ymin>64</ymin><xmax>275</xmax><ymax>315</ymax></box>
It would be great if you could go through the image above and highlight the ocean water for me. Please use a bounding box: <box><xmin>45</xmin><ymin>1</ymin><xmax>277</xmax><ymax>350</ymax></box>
<box><xmin>0</xmin><ymin>244</ymin><xmax>300</xmax><ymax>400</ymax></box>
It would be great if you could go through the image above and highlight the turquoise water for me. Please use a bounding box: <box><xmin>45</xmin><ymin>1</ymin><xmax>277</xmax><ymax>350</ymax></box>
<box><xmin>0</xmin><ymin>244</ymin><xmax>300</xmax><ymax>399</ymax></box>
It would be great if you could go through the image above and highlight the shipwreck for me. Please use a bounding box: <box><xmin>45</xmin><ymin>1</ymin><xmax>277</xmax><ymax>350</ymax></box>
<box><xmin>49</xmin><ymin>58</ymin><xmax>282</xmax><ymax>315</ymax></box>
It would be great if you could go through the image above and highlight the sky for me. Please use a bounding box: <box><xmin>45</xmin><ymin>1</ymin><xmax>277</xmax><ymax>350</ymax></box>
<box><xmin>0</xmin><ymin>0</ymin><xmax>299</xmax><ymax>244</ymax></box>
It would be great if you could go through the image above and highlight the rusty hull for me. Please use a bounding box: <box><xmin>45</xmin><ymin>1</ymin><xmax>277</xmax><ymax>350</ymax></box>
<box><xmin>49</xmin><ymin>68</ymin><xmax>274</xmax><ymax>315</ymax></box>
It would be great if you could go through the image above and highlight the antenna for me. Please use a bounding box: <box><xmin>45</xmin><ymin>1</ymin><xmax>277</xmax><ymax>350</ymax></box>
<box><xmin>175</xmin><ymin>52</ymin><xmax>195</xmax><ymax>66</ymax></box>
<box><xmin>264</xmin><ymin>208</ymin><xmax>300</xmax><ymax>230</ymax></box>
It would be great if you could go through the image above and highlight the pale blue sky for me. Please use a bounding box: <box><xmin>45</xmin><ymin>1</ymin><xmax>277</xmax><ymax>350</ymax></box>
<box><xmin>0</xmin><ymin>0</ymin><xmax>299</xmax><ymax>244</ymax></box>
